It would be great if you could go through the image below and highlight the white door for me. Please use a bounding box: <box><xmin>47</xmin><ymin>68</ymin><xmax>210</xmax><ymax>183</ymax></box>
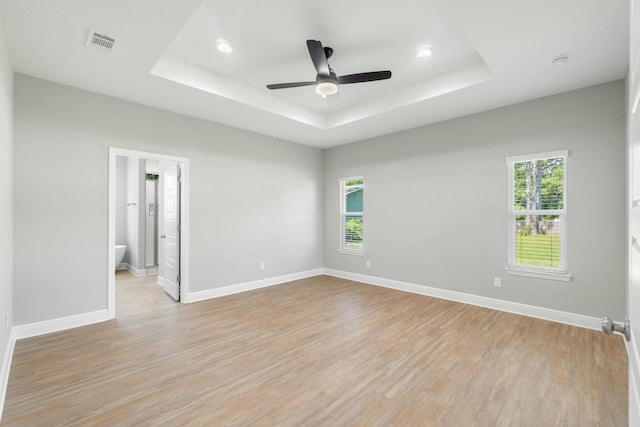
<box><xmin>629</xmin><ymin>0</ymin><xmax>640</xmax><ymax>422</ymax></box>
<box><xmin>162</xmin><ymin>164</ymin><xmax>180</xmax><ymax>301</ymax></box>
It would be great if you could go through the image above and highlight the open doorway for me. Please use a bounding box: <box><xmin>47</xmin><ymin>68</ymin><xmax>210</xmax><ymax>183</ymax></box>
<box><xmin>114</xmin><ymin>157</ymin><xmax>160</xmax><ymax>277</ymax></box>
<box><xmin>108</xmin><ymin>148</ymin><xmax>190</xmax><ymax>319</ymax></box>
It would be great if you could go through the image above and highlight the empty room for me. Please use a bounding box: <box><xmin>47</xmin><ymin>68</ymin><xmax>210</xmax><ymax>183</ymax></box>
<box><xmin>0</xmin><ymin>0</ymin><xmax>639</xmax><ymax>425</ymax></box>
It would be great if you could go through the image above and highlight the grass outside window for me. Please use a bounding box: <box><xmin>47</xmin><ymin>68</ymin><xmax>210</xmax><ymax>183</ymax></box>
<box><xmin>515</xmin><ymin>233</ymin><xmax>561</xmax><ymax>269</ymax></box>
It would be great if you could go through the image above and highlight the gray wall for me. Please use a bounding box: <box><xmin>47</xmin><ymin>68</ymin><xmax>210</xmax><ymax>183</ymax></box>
<box><xmin>9</xmin><ymin>73</ymin><xmax>627</xmax><ymax>325</ymax></box>
<box><xmin>13</xmin><ymin>75</ymin><xmax>324</xmax><ymax>325</ymax></box>
<box><xmin>0</xmin><ymin>8</ymin><xmax>14</xmax><ymax>370</ymax></box>
<box><xmin>324</xmin><ymin>80</ymin><xmax>626</xmax><ymax>319</ymax></box>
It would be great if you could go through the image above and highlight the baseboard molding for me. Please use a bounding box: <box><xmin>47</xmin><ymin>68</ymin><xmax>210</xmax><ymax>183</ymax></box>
<box><xmin>124</xmin><ymin>264</ymin><xmax>152</xmax><ymax>277</ymax></box>
<box><xmin>8</xmin><ymin>269</ymin><xmax>604</xmax><ymax>336</ymax></box>
<box><xmin>123</xmin><ymin>264</ymin><xmax>158</xmax><ymax>277</ymax></box>
<box><xmin>0</xmin><ymin>328</ymin><xmax>16</xmax><ymax>422</ymax></box>
<box><xmin>185</xmin><ymin>268</ymin><xmax>324</xmax><ymax>303</ymax></box>
<box><xmin>322</xmin><ymin>268</ymin><xmax>602</xmax><ymax>331</ymax></box>
<box><xmin>187</xmin><ymin>267</ymin><xmax>601</xmax><ymax>329</ymax></box>
<box><xmin>13</xmin><ymin>310</ymin><xmax>110</xmax><ymax>340</ymax></box>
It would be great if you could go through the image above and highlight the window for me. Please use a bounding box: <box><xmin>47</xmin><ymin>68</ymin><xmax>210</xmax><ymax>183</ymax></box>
<box><xmin>506</xmin><ymin>150</ymin><xmax>570</xmax><ymax>280</ymax></box>
<box><xmin>339</xmin><ymin>176</ymin><xmax>364</xmax><ymax>255</ymax></box>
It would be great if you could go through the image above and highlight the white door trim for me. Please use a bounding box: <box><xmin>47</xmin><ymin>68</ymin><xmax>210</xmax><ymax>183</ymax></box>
<box><xmin>108</xmin><ymin>147</ymin><xmax>190</xmax><ymax>318</ymax></box>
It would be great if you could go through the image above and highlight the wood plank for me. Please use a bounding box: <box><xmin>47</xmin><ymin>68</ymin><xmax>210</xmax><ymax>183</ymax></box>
<box><xmin>1</xmin><ymin>272</ymin><xmax>628</xmax><ymax>426</ymax></box>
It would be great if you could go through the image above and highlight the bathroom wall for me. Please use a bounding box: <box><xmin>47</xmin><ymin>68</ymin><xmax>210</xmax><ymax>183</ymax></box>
<box><xmin>145</xmin><ymin>178</ymin><xmax>158</xmax><ymax>268</ymax></box>
<box><xmin>115</xmin><ymin>156</ymin><xmax>127</xmax><ymax>255</ymax></box>
<box><xmin>124</xmin><ymin>157</ymin><xmax>146</xmax><ymax>272</ymax></box>
<box><xmin>116</xmin><ymin>156</ymin><xmax>157</xmax><ymax>271</ymax></box>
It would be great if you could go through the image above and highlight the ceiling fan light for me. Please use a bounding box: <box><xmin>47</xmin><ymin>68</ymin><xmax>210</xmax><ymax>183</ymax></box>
<box><xmin>316</xmin><ymin>81</ymin><xmax>338</xmax><ymax>96</ymax></box>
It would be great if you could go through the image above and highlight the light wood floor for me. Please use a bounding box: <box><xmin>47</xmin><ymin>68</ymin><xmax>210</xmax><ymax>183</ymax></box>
<box><xmin>2</xmin><ymin>272</ymin><xmax>627</xmax><ymax>426</ymax></box>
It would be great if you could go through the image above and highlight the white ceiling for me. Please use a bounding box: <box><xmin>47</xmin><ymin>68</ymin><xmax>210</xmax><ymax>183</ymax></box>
<box><xmin>1</xmin><ymin>0</ymin><xmax>629</xmax><ymax>148</ymax></box>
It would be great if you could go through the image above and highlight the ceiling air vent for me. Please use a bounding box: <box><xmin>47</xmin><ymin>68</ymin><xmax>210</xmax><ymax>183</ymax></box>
<box><xmin>86</xmin><ymin>30</ymin><xmax>115</xmax><ymax>51</ymax></box>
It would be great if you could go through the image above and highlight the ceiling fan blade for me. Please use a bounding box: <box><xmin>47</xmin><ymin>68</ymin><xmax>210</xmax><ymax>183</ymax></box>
<box><xmin>337</xmin><ymin>71</ymin><xmax>392</xmax><ymax>84</ymax></box>
<box><xmin>306</xmin><ymin>40</ymin><xmax>330</xmax><ymax>77</ymax></box>
<box><xmin>266</xmin><ymin>81</ymin><xmax>316</xmax><ymax>90</ymax></box>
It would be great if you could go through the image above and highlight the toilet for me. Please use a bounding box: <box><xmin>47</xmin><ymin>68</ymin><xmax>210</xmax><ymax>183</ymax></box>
<box><xmin>115</xmin><ymin>245</ymin><xmax>126</xmax><ymax>270</ymax></box>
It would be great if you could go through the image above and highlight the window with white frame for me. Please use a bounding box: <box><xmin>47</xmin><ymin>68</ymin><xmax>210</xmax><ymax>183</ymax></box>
<box><xmin>507</xmin><ymin>150</ymin><xmax>569</xmax><ymax>279</ymax></box>
<box><xmin>339</xmin><ymin>177</ymin><xmax>364</xmax><ymax>254</ymax></box>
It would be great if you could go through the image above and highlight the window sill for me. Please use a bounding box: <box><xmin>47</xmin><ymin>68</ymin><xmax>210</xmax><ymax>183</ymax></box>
<box><xmin>505</xmin><ymin>267</ymin><xmax>572</xmax><ymax>282</ymax></box>
<box><xmin>338</xmin><ymin>248</ymin><xmax>365</xmax><ymax>256</ymax></box>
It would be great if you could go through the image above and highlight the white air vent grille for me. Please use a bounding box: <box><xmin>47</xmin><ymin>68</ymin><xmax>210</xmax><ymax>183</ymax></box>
<box><xmin>87</xmin><ymin>31</ymin><xmax>115</xmax><ymax>50</ymax></box>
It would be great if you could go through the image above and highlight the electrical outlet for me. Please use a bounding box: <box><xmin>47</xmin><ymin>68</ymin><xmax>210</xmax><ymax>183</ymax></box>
<box><xmin>260</xmin><ymin>262</ymin><xmax>265</xmax><ymax>271</ymax></box>
<box><xmin>366</xmin><ymin>261</ymin><xmax>371</xmax><ymax>268</ymax></box>
<box><xmin>494</xmin><ymin>277</ymin><xmax>502</xmax><ymax>288</ymax></box>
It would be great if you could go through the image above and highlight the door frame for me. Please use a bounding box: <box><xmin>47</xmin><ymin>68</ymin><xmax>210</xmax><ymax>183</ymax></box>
<box><xmin>629</xmin><ymin>0</ymin><xmax>640</xmax><ymax>422</ymax></box>
<box><xmin>107</xmin><ymin>147</ymin><xmax>190</xmax><ymax>319</ymax></box>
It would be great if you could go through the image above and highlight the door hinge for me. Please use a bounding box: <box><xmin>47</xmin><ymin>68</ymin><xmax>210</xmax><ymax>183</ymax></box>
<box><xmin>177</xmin><ymin>274</ymin><xmax>181</xmax><ymax>284</ymax></box>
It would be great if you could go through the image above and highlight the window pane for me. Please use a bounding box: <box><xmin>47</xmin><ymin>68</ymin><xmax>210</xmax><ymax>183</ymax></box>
<box><xmin>345</xmin><ymin>179</ymin><xmax>364</xmax><ymax>213</ymax></box>
<box><xmin>340</xmin><ymin>176</ymin><xmax>364</xmax><ymax>252</ymax></box>
<box><xmin>344</xmin><ymin>215</ymin><xmax>363</xmax><ymax>249</ymax></box>
<box><xmin>513</xmin><ymin>215</ymin><xmax>562</xmax><ymax>268</ymax></box>
<box><xmin>513</xmin><ymin>157</ymin><xmax>564</xmax><ymax>211</ymax></box>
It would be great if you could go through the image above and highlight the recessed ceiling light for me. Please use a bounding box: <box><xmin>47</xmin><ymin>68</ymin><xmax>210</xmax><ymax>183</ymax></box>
<box><xmin>417</xmin><ymin>47</ymin><xmax>432</xmax><ymax>58</ymax></box>
<box><xmin>216</xmin><ymin>39</ymin><xmax>232</xmax><ymax>54</ymax></box>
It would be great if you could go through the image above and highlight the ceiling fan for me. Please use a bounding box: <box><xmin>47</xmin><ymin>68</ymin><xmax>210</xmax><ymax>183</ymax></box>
<box><xmin>266</xmin><ymin>40</ymin><xmax>392</xmax><ymax>97</ymax></box>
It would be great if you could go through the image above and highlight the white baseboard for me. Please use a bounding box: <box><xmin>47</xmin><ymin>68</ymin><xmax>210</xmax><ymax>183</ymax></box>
<box><xmin>185</xmin><ymin>268</ymin><xmax>323</xmax><ymax>303</ymax></box>
<box><xmin>145</xmin><ymin>266</ymin><xmax>159</xmax><ymax>275</ymax></box>
<box><xmin>13</xmin><ymin>310</ymin><xmax>110</xmax><ymax>340</ymax></box>
<box><xmin>125</xmin><ymin>264</ymin><xmax>147</xmax><ymax>277</ymax></box>
<box><xmin>0</xmin><ymin>328</ymin><xmax>16</xmax><ymax>422</ymax></box>
<box><xmin>322</xmin><ymin>268</ymin><xmax>602</xmax><ymax>331</ymax></box>
<box><xmin>186</xmin><ymin>267</ymin><xmax>601</xmax><ymax>329</ymax></box>
<box><xmin>123</xmin><ymin>264</ymin><xmax>158</xmax><ymax>277</ymax></box>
